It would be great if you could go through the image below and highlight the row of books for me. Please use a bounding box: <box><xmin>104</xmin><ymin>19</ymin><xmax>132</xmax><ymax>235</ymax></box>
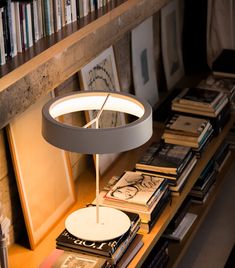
<box><xmin>0</xmin><ymin>0</ymin><xmax>112</xmax><ymax>65</ymax></box>
<box><xmin>162</xmin><ymin>139</ymin><xmax>231</xmax><ymax>245</ymax></box>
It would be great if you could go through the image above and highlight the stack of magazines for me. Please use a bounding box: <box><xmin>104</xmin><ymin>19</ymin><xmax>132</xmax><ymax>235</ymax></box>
<box><xmin>135</xmin><ymin>141</ymin><xmax>197</xmax><ymax>196</ymax></box>
<box><xmin>95</xmin><ymin>170</ymin><xmax>171</xmax><ymax>234</ymax></box>
<box><xmin>189</xmin><ymin>160</ymin><xmax>217</xmax><ymax>204</ymax></box>
<box><xmin>162</xmin><ymin>114</ymin><xmax>214</xmax><ymax>156</ymax></box>
<box><xmin>171</xmin><ymin>87</ymin><xmax>230</xmax><ymax>135</ymax></box>
<box><xmin>55</xmin><ymin>210</ymin><xmax>143</xmax><ymax>267</ymax></box>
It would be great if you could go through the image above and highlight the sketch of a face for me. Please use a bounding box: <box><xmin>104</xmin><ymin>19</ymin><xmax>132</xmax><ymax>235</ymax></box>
<box><xmin>112</xmin><ymin>185</ymin><xmax>139</xmax><ymax>200</ymax></box>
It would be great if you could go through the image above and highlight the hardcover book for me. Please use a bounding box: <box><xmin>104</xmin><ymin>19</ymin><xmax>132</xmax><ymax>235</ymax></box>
<box><xmin>135</xmin><ymin>141</ymin><xmax>193</xmax><ymax>175</ymax></box>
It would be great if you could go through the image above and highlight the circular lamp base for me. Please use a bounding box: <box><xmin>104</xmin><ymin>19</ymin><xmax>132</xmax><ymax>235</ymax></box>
<box><xmin>65</xmin><ymin>206</ymin><xmax>131</xmax><ymax>241</ymax></box>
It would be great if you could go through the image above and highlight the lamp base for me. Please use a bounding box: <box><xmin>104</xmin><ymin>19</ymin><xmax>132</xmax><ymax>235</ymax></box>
<box><xmin>65</xmin><ymin>206</ymin><xmax>131</xmax><ymax>241</ymax></box>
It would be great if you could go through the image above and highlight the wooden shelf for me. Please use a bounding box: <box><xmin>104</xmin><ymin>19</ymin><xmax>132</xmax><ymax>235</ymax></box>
<box><xmin>8</xmin><ymin>115</ymin><xmax>234</xmax><ymax>268</ymax></box>
<box><xmin>0</xmin><ymin>0</ymin><xmax>170</xmax><ymax>129</ymax></box>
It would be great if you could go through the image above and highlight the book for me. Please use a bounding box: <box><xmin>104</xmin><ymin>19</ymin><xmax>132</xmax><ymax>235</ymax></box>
<box><xmin>104</xmin><ymin>170</ymin><xmax>166</xmax><ymax>208</ymax></box>
<box><xmin>135</xmin><ymin>141</ymin><xmax>193</xmax><ymax>175</ymax></box>
<box><xmin>164</xmin><ymin>114</ymin><xmax>210</xmax><ymax>138</ymax></box>
<box><xmin>163</xmin><ymin>212</ymin><xmax>197</xmax><ymax>242</ymax></box>
<box><xmin>162</xmin><ymin>115</ymin><xmax>213</xmax><ymax>148</ymax></box>
<box><xmin>116</xmin><ymin>234</ymin><xmax>143</xmax><ymax>268</ymax></box>
<box><xmin>39</xmin><ymin>248</ymin><xmax>107</xmax><ymax>268</ymax></box>
<box><xmin>175</xmin><ymin>87</ymin><xmax>224</xmax><ymax>108</ymax></box>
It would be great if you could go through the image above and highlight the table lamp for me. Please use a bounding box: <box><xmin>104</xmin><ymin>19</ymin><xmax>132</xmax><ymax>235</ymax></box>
<box><xmin>42</xmin><ymin>91</ymin><xmax>152</xmax><ymax>241</ymax></box>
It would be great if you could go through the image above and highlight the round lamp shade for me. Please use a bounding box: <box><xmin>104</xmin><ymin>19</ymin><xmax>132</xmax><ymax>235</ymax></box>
<box><xmin>42</xmin><ymin>91</ymin><xmax>152</xmax><ymax>154</ymax></box>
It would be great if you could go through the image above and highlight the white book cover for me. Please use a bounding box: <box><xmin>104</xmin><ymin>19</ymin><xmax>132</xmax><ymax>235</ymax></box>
<box><xmin>65</xmin><ymin>0</ymin><xmax>72</xmax><ymax>24</ymax></box>
<box><xmin>14</xmin><ymin>2</ymin><xmax>22</xmax><ymax>53</ymax></box>
<box><xmin>10</xmin><ymin>2</ymin><xmax>17</xmax><ymax>57</ymax></box>
<box><xmin>106</xmin><ymin>171</ymin><xmax>165</xmax><ymax>205</ymax></box>
<box><xmin>53</xmin><ymin>0</ymin><xmax>62</xmax><ymax>31</ymax></box>
<box><xmin>26</xmin><ymin>3</ymin><xmax>33</xmax><ymax>47</ymax></box>
<box><xmin>90</xmin><ymin>0</ymin><xmax>95</xmax><ymax>12</ymax></box>
<box><xmin>37</xmin><ymin>0</ymin><xmax>44</xmax><ymax>38</ymax></box>
<box><xmin>0</xmin><ymin>8</ymin><xmax>6</xmax><ymax>65</ymax></box>
<box><xmin>83</xmin><ymin>0</ymin><xmax>89</xmax><ymax>17</ymax></box>
<box><xmin>32</xmin><ymin>0</ymin><xmax>40</xmax><ymax>41</ymax></box>
<box><xmin>71</xmin><ymin>0</ymin><xmax>77</xmax><ymax>22</ymax></box>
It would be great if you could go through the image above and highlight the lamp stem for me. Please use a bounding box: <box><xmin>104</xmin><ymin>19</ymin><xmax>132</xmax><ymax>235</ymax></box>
<box><xmin>95</xmin><ymin>119</ymin><xmax>100</xmax><ymax>224</ymax></box>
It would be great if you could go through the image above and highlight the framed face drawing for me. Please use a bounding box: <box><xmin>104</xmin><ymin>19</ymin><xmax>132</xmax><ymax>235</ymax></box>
<box><xmin>80</xmin><ymin>46</ymin><xmax>126</xmax><ymax>175</ymax></box>
<box><xmin>131</xmin><ymin>16</ymin><xmax>159</xmax><ymax>107</ymax></box>
<box><xmin>7</xmin><ymin>93</ymin><xmax>75</xmax><ymax>249</ymax></box>
<box><xmin>161</xmin><ymin>0</ymin><xmax>184</xmax><ymax>90</ymax></box>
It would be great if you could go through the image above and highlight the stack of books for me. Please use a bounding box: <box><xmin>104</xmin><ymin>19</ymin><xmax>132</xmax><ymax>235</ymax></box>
<box><xmin>95</xmin><ymin>170</ymin><xmax>171</xmax><ymax>234</ymax></box>
<box><xmin>55</xmin><ymin>210</ymin><xmax>142</xmax><ymax>267</ymax></box>
<box><xmin>135</xmin><ymin>141</ymin><xmax>197</xmax><ymax>196</ymax></box>
<box><xmin>189</xmin><ymin>159</ymin><xmax>217</xmax><ymax>204</ymax></box>
<box><xmin>171</xmin><ymin>87</ymin><xmax>230</xmax><ymax>135</ymax></box>
<box><xmin>162</xmin><ymin>114</ymin><xmax>214</xmax><ymax>156</ymax></box>
<box><xmin>197</xmin><ymin>74</ymin><xmax>235</xmax><ymax>112</ymax></box>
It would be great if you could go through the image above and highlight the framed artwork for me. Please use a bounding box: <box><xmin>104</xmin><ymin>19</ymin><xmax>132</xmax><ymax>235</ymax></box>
<box><xmin>131</xmin><ymin>16</ymin><xmax>159</xmax><ymax>107</ymax></box>
<box><xmin>7</xmin><ymin>93</ymin><xmax>75</xmax><ymax>249</ymax></box>
<box><xmin>161</xmin><ymin>0</ymin><xmax>184</xmax><ymax>90</ymax></box>
<box><xmin>80</xmin><ymin>46</ymin><xmax>126</xmax><ymax>175</ymax></box>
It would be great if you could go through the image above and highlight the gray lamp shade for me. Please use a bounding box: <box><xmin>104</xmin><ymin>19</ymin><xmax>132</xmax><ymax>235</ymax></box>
<box><xmin>42</xmin><ymin>91</ymin><xmax>152</xmax><ymax>154</ymax></box>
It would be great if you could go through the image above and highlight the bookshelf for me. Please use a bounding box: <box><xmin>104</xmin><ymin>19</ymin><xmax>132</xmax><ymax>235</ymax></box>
<box><xmin>8</xmin><ymin>115</ymin><xmax>235</xmax><ymax>268</ymax></box>
<box><xmin>3</xmin><ymin>0</ymin><xmax>235</xmax><ymax>267</ymax></box>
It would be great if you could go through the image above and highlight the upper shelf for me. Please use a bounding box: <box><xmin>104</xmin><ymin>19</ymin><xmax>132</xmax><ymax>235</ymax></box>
<box><xmin>0</xmin><ymin>0</ymin><xmax>170</xmax><ymax>129</ymax></box>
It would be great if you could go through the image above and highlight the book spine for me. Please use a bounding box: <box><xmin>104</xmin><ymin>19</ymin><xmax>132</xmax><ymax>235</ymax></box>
<box><xmin>0</xmin><ymin>8</ymin><xmax>6</xmax><ymax>65</ymax></box>
<box><xmin>6</xmin><ymin>0</ymin><xmax>15</xmax><ymax>57</ymax></box>
<box><xmin>44</xmin><ymin>0</ymin><xmax>54</xmax><ymax>36</ymax></box>
<box><xmin>37</xmin><ymin>0</ymin><xmax>44</xmax><ymax>38</ymax></box>
<box><xmin>14</xmin><ymin>2</ymin><xmax>22</xmax><ymax>53</ymax></box>
<box><xmin>83</xmin><ymin>0</ymin><xmax>89</xmax><ymax>17</ymax></box>
<box><xmin>32</xmin><ymin>0</ymin><xmax>40</xmax><ymax>42</ymax></box>
<box><xmin>10</xmin><ymin>2</ymin><xmax>17</xmax><ymax>56</ymax></box>
<box><xmin>64</xmin><ymin>0</ymin><xmax>72</xmax><ymax>24</ymax></box>
<box><xmin>79</xmin><ymin>0</ymin><xmax>84</xmax><ymax>18</ymax></box>
<box><xmin>54</xmin><ymin>0</ymin><xmax>62</xmax><ymax>32</ymax></box>
<box><xmin>25</xmin><ymin>3</ymin><xmax>33</xmax><ymax>48</ymax></box>
<box><xmin>70</xmin><ymin>0</ymin><xmax>77</xmax><ymax>22</ymax></box>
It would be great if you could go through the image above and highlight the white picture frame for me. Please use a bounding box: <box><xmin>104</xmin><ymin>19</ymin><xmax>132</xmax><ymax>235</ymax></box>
<box><xmin>80</xmin><ymin>46</ymin><xmax>126</xmax><ymax>175</ymax></box>
<box><xmin>131</xmin><ymin>16</ymin><xmax>159</xmax><ymax>107</ymax></box>
<box><xmin>7</xmin><ymin>93</ymin><xmax>75</xmax><ymax>249</ymax></box>
<box><xmin>161</xmin><ymin>0</ymin><xmax>184</xmax><ymax>90</ymax></box>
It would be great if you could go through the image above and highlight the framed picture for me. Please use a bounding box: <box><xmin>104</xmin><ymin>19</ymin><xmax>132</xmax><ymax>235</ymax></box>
<box><xmin>131</xmin><ymin>16</ymin><xmax>159</xmax><ymax>107</ymax></box>
<box><xmin>7</xmin><ymin>93</ymin><xmax>75</xmax><ymax>249</ymax></box>
<box><xmin>161</xmin><ymin>0</ymin><xmax>184</xmax><ymax>90</ymax></box>
<box><xmin>80</xmin><ymin>46</ymin><xmax>126</xmax><ymax>175</ymax></box>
